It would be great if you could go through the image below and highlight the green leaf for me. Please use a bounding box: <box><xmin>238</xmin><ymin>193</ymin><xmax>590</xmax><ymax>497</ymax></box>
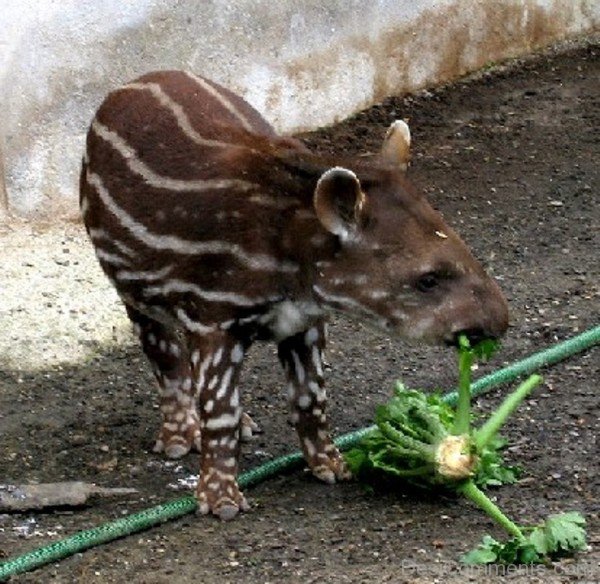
<box><xmin>471</xmin><ymin>338</ymin><xmax>500</xmax><ymax>361</ymax></box>
<box><xmin>517</xmin><ymin>542</ymin><xmax>543</xmax><ymax>564</ymax></box>
<box><xmin>474</xmin><ymin>435</ymin><xmax>521</xmax><ymax>488</ymax></box>
<box><xmin>344</xmin><ymin>447</ymin><xmax>369</xmax><ymax>476</ymax></box>
<box><xmin>543</xmin><ymin>512</ymin><xmax>587</xmax><ymax>553</ymax></box>
<box><xmin>528</xmin><ymin>526</ymin><xmax>549</xmax><ymax>555</ymax></box>
<box><xmin>462</xmin><ymin>535</ymin><xmax>542</xmax><ymax>565</ymax></box>
<box><xmin>462</xmin><ymin>513</ymin><xmax>588</xmax><ymax>566</ymax></box>
<box><xmin>461</xmin><ymin>535</ymin><xmax>500</xmax><ymax>564</ymax></box>
<box><xmin>458</xmin><ymin>335</ymin><xmax>500</xmax><ymax>361</ymax></box>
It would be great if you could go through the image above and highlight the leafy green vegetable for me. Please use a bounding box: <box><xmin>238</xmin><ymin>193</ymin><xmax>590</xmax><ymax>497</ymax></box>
<box><xmin>345</xmin><ymin>336</ymin><xmax>587</xmax><ymax>566</ymax></box>
<box><xmin>462</xmin><ymin>513</ymin><xmax>587</xmax><ymax>565</ymax></box>
<box><xmin>345</xmin><ymin>363</ymin><xmax>528</xmax><ymax>489</ymax></box>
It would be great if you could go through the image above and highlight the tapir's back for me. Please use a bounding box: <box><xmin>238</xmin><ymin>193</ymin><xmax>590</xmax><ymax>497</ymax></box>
<box><xmin>80</xmin><ymin>71</ymin><xmax>303</xmax><ymax>330</ymax></box>
<box><xmin>96</xmin><ymin>70</ymin><xmax>276</xmax><ymax>146</ymax></box>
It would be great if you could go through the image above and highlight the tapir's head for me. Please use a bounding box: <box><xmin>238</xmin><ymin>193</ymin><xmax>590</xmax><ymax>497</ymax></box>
<box><xmin>312</xmin><ymin>121</ymin><xmax>509</xmax><ymax>346</ymax></box>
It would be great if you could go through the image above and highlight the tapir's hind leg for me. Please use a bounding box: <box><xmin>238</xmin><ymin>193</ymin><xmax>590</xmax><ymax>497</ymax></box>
<box><xmin>126</xmin><ymin>305</ymin><xmax>201</xmax><ymax>459</ymax></box>
<box><xmin>278</xmin><ymin>321</ymin><xmax>352</xmax><ymax>483</ymax></box>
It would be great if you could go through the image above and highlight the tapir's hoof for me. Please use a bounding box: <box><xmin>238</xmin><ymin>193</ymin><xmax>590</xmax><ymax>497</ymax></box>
<box><xmin>240</xmin><ymin>412</ymin><xmax>260</xmax><ymax>441</ymax></box>
<box><xmin>153</xmin><ymin>418</ymin><xmax>202</xmax><ymax>458</ymax></box>
<box><xmin>196</xmin><ymin>470</ymin><xmax>249</xmax><ymax>520</ymax></box>
<box><xmin>310</xmin><ymin>447</ymin><xmax>353</xmax><ymax>484</ymax></box>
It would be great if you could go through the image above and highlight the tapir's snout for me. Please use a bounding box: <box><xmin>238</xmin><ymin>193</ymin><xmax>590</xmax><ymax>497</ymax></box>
<box><xmin>448</xmin><ymin>276</ymin><xmax>509</xmax><ymax>347</ymax></box>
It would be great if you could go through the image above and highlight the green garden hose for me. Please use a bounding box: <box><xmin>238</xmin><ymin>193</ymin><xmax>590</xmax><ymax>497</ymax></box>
<box><xmin>1</xmin><ymin>325</ymin><xmax>598</xmax><ymax>581</ymax></box>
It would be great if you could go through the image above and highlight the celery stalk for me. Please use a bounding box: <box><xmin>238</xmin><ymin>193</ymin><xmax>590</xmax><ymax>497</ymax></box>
<box><xmin>452</xmin><ymin>346</ymin><xmax>473</xmax><ymax>436</ymax></box>
<box><xmin>474</xmin><ymin>374</ymin><xmax>543</xmax><ymax>451</ymax></box>
<box><xmin>458</xmin><ymin>480</ymin><xmax>526</xmax><ymax>541</ymax></box>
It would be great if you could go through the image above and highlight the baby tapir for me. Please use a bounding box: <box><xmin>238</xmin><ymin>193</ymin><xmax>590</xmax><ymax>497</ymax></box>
<box><xmin>80</xmin><ymin>71</ymin><xmax>508</xmax><ymax>520</ymax></box>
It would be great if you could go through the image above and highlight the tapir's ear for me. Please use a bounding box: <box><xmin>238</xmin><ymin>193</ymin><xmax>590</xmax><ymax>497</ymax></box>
<box><xmin>314</xmin><ymin>167</ymin><xmax>367</xmax><ymax>241</ymax></box>
<box><xmin>381</xmin><ymin>120</ymin><xmax>411</xmax><ymax>171</ymax></box>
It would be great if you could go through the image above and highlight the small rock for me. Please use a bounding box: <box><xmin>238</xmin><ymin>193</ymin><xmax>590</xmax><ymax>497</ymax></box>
<box><xmin>69</xmin><ymin>434</ymin><xmax>87</xmax><ymax>446</ymax></box>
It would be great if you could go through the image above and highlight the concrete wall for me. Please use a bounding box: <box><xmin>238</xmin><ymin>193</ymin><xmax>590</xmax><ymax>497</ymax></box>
<box><xmin>1</xmin><ymin>0</ymin><xmax>598</xmax><ymax>220</ymax></box>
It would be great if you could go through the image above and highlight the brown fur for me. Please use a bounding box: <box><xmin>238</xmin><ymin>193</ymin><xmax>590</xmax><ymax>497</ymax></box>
<box><xmin>80</xmin><ymin>71</ymin><xmax>509</xmax><ymax>519</ymax></box>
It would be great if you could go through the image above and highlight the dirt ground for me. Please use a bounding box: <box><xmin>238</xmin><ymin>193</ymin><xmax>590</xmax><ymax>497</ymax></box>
<box><xmin>1</xmin><ymin>38</ymin><xmax>598</xmax><ymax>583</ymax></box>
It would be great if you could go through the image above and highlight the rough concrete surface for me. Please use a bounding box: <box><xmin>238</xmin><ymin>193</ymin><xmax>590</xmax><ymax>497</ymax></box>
<box><xmin>0</xmin><ymin>221</ymin><xmax>131</xmax><ymax>371</ymax></box>
<box><xmin>1</xmin><ymin>0</ymin><xmax>598</xmax><ymax>219</ymax></box>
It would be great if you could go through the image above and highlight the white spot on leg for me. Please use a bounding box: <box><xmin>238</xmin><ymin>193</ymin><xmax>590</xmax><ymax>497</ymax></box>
<box><xmin>215</xmin><ymin>368</ymin><xmax>234</xmax><ymax>400</ymax></box>
<box><xmin>305</xmin><ymin>327</ymin><xmax>319</xmax><ymax>345</ymax></box>
<box><xmin>308</xmin><ymin>381</ymin><xmax>326</xmax><ymax>402</ymax></box>
<box><xmin>297</xmin><ymin>394</ymin><xmax>311</xmax><ymax>410</ymax></box>
<box><xmin>162</xmin><ymin>378</ymin><xmax>180</xmax><ymax>397</ymax></box>
<box><xmin>160</xmin><ymin>402</ymin><xmax>176</xmax><ymax>414</ymax></box>
<box><xmin>147</xmin><ymin>333</ymin><xmax>157</xmax><ymax>346</ymax></box>
<box><xmin>205</xmin><ymin>408</ymin><xmax>242</xmax><ymax>430</ymax></box>
<box><xmin>312</xmin><ymin>346</ymin><xmax>323</xmax><ymax>378</ymax></box>
<box><xmin>230</xmin><ymin>343</ymin><xmax>244</xmax><ymax>364</ymax></box>
<box><xmin>177</xmin><ymin>392</ymin><xmax>192</xmax><ymax>406</ymax></box>
<box><xmin>317</xmin><ymin>428</ymin><xmax>329</xmax><ymax>441</ymax></box>
<box><xmin>197</xmin><ymin>353</ymin><xmax>212</xmax><ymax>391</ymax></box>
<box><xmin>308</xmin><ymin>381</ymin><xmax>320</xmax><ymax>394</ymax></box>
<box><xmin>212</xmin><ymin>347</ymin><xmax>224</xmax><ymax>366</ymax></box>
<box><xmin>303</xmin><ymin>438</ymin><xmax>316</xmax><ymax>458</ymax></box>
<box><xmin>159</xmin><ymin>339</ymin><xmax>167</xmax><ymax>352</ymax></box>
<box><xmin>291</xmin><ymin>351</ymin><xmax>306</xmax><ymax>384</ymax></box>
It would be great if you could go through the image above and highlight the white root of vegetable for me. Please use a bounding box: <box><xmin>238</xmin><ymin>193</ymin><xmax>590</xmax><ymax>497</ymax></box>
<box><xmin>435</xmin><ymin>435</ymin><xmax>476</xmax><ymax>480</ymax></box>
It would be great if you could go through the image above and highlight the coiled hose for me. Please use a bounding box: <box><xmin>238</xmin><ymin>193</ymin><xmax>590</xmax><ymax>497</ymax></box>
<box><xmin>1</xmin><ymin>325</ymin><xmax>598</xmax><ymax>581</ymax></box>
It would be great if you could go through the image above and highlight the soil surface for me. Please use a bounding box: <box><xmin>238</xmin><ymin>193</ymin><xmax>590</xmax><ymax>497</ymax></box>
<box><xmin>1</xmin><ymin>39</ymin><xmax>598</xmax><ymax>583</ymax></box>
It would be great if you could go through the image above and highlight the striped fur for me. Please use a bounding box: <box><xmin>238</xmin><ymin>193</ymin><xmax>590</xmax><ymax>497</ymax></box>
<box><xmin>81</xmin><ymin>70</ymin><xmax>508</xmax><ymax>519</ymax></box>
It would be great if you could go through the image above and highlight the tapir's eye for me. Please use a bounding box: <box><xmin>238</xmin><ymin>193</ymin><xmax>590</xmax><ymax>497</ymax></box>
<box><xmin>416</xmin><ymin>272</ymin><xmax>440</xmax><ymax>292</ymax></box>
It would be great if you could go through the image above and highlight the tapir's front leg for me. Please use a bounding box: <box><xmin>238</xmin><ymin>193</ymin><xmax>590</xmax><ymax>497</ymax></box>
<box><xmin>278</xmin><ymin>322</ymin><xmax>352</xmax><ymax>483</ymax></box>
<box><xmin>193</xmin><ymin>331</ymin><xmax>250</xmax><ymax>520</ymax></box>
